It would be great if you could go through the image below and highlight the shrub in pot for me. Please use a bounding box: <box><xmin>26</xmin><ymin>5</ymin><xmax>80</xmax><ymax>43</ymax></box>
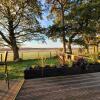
<box><xmin>73</xmin><ymin>57</ymin><xmax>88</xmax><ymax>74</ymax></box>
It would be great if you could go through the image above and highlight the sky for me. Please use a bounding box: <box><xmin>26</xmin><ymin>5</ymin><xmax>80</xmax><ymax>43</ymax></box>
<box><xmin>23</xmin><ymin>17</ymin><xmax>62</xmax><ymax>48</ymax></box>
<box><xmin>23</xmin><ymin>39</ymin><xmax>62</xmax><ymax>48</ymax></box>
<box><xmin>23</xmin><ymin>1</ymin><xmax>62</xmax><ymax>48</ymax></box>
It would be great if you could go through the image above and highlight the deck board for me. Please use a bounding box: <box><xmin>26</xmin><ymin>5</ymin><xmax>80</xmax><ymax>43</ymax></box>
<box><xmin>16</xmin><ymin>72</ymin><xmax>100</xmax><ymax>100</ymax></box>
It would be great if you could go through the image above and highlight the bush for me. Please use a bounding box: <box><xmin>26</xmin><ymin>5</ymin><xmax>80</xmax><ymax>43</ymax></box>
<box><xmin>73</xmin><ymin>57</ymin><xmax>88</xmax><ymax>73</ymax></box>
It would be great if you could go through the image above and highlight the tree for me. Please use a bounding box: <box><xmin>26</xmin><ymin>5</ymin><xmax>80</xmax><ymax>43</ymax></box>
<box><xmin>64</xmin><ymin>0</ymin><xmax>100</xmax><ymax>54</ymax></box>
<box><xmin>46</xmin><ymin>0</ymin><xmax>83</xmax><ymax>54</ymax></box>
<box><xmin>46</xmin><ymin>23</ymin><xmax>79</xmax><ymax>54</ymax></box>
<box><xmin>0</xmin><ymin>0</ymin><xmax>42</xmax><ymax>61</ymax></box>
<box><xmin>46</xmin><ymin>0</ymin><xmax>100</xmax><ymax>55</ymax></box>
<box><xmin>46</xmin><ymin>0</ymin><xmax>68</xmax><ymax>53</ymax></box>
<box><xmin>73</xmin><ymin>0</ymin><xmax>100</xmax><ymax>53</ymax></box>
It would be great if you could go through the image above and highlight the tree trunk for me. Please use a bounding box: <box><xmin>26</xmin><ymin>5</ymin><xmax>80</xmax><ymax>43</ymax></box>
<box><xmin>86</xmin><ymin>46</ymin><xmax>89</xmax><ymax>54</ymax></box>
<box><xmin>68</xmin><ymin>41</ymin><xmax>72</xmax><ymax>54</ymax></box>
<box><xmin>10</xmin><ymin>36</ymin><xmax>20</xmax><ymax>61</ymax></box>
<box><xmin>97</xmin><ymin>44</ymin><xmax>99</xmax><ymax>53</ymax></box>
<box><xmin>93</xmin><ymin>45</ymin><xmax>96</xmax><ymax>54</ymax></box>
<box><xmin>61</xmin><ymin>5</ymin><xmax>66</xmax><ymax>53</ymax></box>
<box><xmin>63</xmin><ymin>36</ymin><xmax>67</xmax><ymax>53</ymax></box>
<box><xmin>9</xmin><ymin>32</ymin><xmax>20</xmax><ymax>61</ymax></box>
<box><xmin>7</xmin><ymin>7</ymin><xmax>20</xmax><ymax>62</ymax></box>
<box><xmin>12</xmin><ymin>45</ymin><xmax>19</xmax><ymax>61</ymax></box>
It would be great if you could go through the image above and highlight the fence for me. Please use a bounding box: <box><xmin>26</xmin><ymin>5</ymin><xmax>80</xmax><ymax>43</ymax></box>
<box><xmin>0</xmin><ymin>50</ymin><xmax>58</xmax><ymax>61</ymax></box>
<box><xmin>0</xmin><ymin>48</ymin><xmax>100</xmax><ymax>62</ymax></box>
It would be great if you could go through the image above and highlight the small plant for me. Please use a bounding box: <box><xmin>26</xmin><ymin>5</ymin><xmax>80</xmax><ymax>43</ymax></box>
<box><xmin>39</xmin><ymin>57</ymin><xmax>47</xmax><ymax>67</ymax></box>
<box><xmin>58</xmin><ymin>53</ymin><xmax>67</xmax><ymax>65</ymax></box>
<box><xmin>67</xmin><ymin>59</ymin><xmax>73</xmax><ymax>68</ymax></box>
<box><xmin>88</xmin><ymin>54</ymin><xmax>98</xmax><ymax>64</ymax></box>
<box><xmin>74</xmin><ymin>57</ymin><xmax>88</xmax><ymax>70</ymax></box>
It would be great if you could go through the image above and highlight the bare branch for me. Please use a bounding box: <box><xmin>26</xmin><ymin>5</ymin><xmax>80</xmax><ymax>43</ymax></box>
<box><xmin>13</xmin><ymin>15</ymin><xmax>22</xmax><ymax>29</ymax></box>
<box><xmin>15</xmin><ymin>33</ymin><xmax>27</xmax><ymax>38</ymax></box>
<box><xmin>13</xmin><ymin>4</ymin><xmax>27</xmax><ymax>29</ymax></box>
<box><xmin>0</xmin><ymin>22</ymin><xmax>9</xmax><ymax>31</ymax></box>
<box><xmin>0</xmin><ymin>31</ymin><xmax>10</xmax><ymax>45</ymax></box>
<box><xmin>70</xmin><ymin>32</ymin><xmax>78</xmax><ymax>39</ymax></box>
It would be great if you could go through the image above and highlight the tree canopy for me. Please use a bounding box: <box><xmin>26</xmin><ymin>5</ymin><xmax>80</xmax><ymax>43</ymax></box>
<box><xmin>45</xmin><ymin>0</ymin><xmax>100</xmax><ymax>54</ymax></box>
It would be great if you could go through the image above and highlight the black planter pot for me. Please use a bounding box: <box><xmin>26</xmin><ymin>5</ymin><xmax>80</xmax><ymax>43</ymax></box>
<box><xmin>33</xmin><ymin>65</ymin><xmax>42</xmax><ymax>78</ymax></box>
<box><xmin>24</xmin><ymin>67</ymin><xmax>34</xmax><ymax>79</ymax></box>
<box><xmin>44</xmin><ymin>65</ymin><xmax>52</xmax><ymax>77</ymax></box>
<box><xmin>44</xmin><ymin>65</ymin><xmax>58</xmax><ymax>77</ymax></box>
<box><xmin>56</xmin><ymin>65</ymin><xmax>67</xmax><ymax>76</ymax></box>
<box><xmin>87</xmin><ymin>63</ymin><xmax>100</xmax><ymax>73</ymax></box>
<box><xmin>24</xmin><ymin>63</ymin><xmax>100</xmax><ymax>79</ymax></box>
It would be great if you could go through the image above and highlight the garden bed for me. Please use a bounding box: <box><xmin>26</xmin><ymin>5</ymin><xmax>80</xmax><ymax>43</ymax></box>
<box><xmin>24</xmin><ymin>63</ymin><xmax>100</xmax><ymax>79</ymax></box>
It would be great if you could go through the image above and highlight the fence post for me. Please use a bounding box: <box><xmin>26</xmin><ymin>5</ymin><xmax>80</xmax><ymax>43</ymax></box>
<box><xmin>21</xmin><ymin>52</ymin><xmax>23</xmax><ymax>60</ymax></box>
<box><xmin>0</xmin><ymin>54</ymin><xmax>2</xmax><ymax>62</ymax></box>
<box><xmin>56</xmin><ymin>51</ymin><xmax>58</xmax><ymax>56</ymax></box>
<box><xmin>38</xmin><ymin>52</ymin><xmax>40</xmax><ymax>59</ymax></box>
<box><xmin>50</xmin><ymin>52</ymin><xmax>52</xmax><ymax>58</ymax></box>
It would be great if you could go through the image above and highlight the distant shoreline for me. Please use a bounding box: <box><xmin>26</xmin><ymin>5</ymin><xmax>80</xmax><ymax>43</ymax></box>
<box><xmin>0</xmin><ymin>47</ymin><xmax>83</xmax><ymax>52</ymax></box>
<box><xmin>1</xmin><ymin>47</ymin><xmax>98</xmax><ymax>51</ymax></box>
<box><xmin>0</xmin><ymin>48</ymin><xmax>60</xmax><ymax>51</ymax></box>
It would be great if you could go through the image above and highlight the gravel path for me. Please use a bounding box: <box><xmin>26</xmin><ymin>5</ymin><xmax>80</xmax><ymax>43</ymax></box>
<box><xmin>16</xmin><ymin>72</ymin><xmax>100</xmax><ymax>100</ymax></box>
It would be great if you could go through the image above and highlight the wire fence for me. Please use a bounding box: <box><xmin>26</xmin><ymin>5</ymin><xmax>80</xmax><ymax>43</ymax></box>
<box><xmin>0</xmin><ymin>47</ymin><xmax>100</xmax><ymax>62</ymax></box>
<box><xmin>0</xmin><ymin>50</ymin><xmax>58</xmax><ymax>61</ymax></box>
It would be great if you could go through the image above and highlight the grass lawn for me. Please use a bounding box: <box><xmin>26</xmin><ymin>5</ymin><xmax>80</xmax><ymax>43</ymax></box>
<box><xmin>0</xmin><ymin>58</ymin><xmax>59</xmax><ymax>79</ymax></box>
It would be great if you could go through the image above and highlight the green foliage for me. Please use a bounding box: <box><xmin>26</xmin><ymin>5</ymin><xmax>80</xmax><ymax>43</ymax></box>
<box><xmin>46</xmin><ymin>0</ymin><xmax>100</xmax><ymax>54</ymax></box>
<box><xmin>38</xmin><ymin>57</ymin><xmax>47</xmax><ymax>67</ymax></box>
<box><xmin>87</xmin><ymin>54</ymin><xmax>99</xmax><ymax>64</ymax></box>
<box><xmin>67</xmin><ymin>59</ymin><xmax>73</xmax><ymax>68</ymax></box>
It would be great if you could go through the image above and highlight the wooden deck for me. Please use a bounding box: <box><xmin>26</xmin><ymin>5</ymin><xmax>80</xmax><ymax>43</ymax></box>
<box><xmin>16</xmin><ymin>72</ymin><xmax>100</xmax><ymax>100</ymax></box>
<box><xmin>0</xmin><ymin>79</ymin><xmax>24</xmax><ymax>100</ymax></box>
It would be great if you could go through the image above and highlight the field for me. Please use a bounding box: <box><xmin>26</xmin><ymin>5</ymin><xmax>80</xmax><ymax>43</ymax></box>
<box><xmin>0</xmin><ymin>49</ymin><xmax>58</xmax><ymax>61</ymax></box>
<box><xmin>0</xmin><ymin>47</ymin><xmax>99</xmax><ymax>61</ymax></box>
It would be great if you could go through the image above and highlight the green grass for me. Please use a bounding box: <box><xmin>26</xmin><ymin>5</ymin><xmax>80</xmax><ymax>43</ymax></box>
<box><xmin>0</xmin><ymin>58</ymin><xmax>59</xmax><ymax>79</ymax></box>
<box><xmin>0</xmin><ymin>50</ymin><xmax>58</xmax><ymax>79</ymax></box>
